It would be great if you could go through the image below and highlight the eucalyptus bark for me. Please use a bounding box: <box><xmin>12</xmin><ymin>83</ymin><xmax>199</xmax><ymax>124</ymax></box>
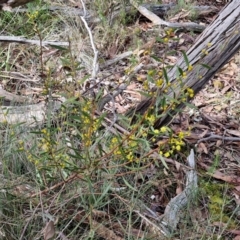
<box><xmin>130</xmin><ymin>0</ymin><xmax>240</xmax><ymax>128</ymax></box>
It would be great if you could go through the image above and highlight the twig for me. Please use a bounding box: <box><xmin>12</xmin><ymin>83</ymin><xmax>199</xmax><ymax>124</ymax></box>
<box><xmin>97</xmin><ymin>83</ymin><xmax>127</xmax><ymax>111</ymax></box>
<box><xmin>197</xmin><ymin>133</ymin><xmax>240</xmax><ymax>144</ymax></box>
<box><xmin>0</xmin><ymin>36</ymin><xmax>69</xmax><ymax>47</ymax></box>
<box><xmin>19</xmin><ymin>203</ymin><xmax>41</xmax><ymax>240</ymax></box>
<box><xmin>95</xmin><ymin>111</ymin><xmax>130</xmax><ymax>135</ymax></box>
<box><xmin>30</xmin><ymin>173</ymin><xmax>80</xmax><ymax>198</ymax></box>
<box><xmin>100</xmin><ymin>51</ymin><xmax>133</xmax><ymax>69</ymax></box>
<box><xmin>130</xmin><ymin>0</ymin><xmax>205</xmax><ymax>32</ymax></box>
<box><xmin>80</xmin><ymin>0</ymin><xmax>99</xmax><ymax>78</ymax></box>
<box><xmin>0</xmin><ymin>71</ymin><xmax>41</xmax><ymax>82</ymax></box>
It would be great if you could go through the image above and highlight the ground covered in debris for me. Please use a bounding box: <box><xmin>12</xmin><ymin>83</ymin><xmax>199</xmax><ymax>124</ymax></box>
<box><xmin>0</xmin><ymin>0</ymin><xmax>239</xmax><ymax>239</ymax></box>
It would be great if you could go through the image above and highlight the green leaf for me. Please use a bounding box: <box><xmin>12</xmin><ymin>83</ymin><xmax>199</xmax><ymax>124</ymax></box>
<box><xmin>137</xmin><ymin>90</ymin><xmax>153</xmax><ymax>98</ymax></box>
<box><xmin>159</xmin><ymin>154</ymin><xmax>169</xmax><ymax>169</ymax></box>
<box><xmin>122</xmin><ymin>177</ymin><xmax>138</xmax><ymax>192</ymax></box>
<box><xmin>177</xmin><ymin>66</ymin><xmax>183</xmax><ymax>76</ymax></box>
<box><xmin>161</xmin><ymin>97</ymin><xmax>166</xmax><ymax>108</ymax></box>
<box><xmin>156</xmin><ymin>37</ymin><xmax>165</xmax><ymax>43</ymax></box>
<box><xmin>49</xmin><ymin>45</ymin><xmax>68</xmax><ymax>51</ymax></box>
<box><xmin>201</xmin><ymin>63</ymin><xmax>211</xmax><ymax>69</ymax></box>
<box><xmin>163</xmin><ymin>67</ymin><xmax>169</xmax><ymax>84</ymax></box>
<box><xmin>150</xmin><ymin>55</ymin><xmax>161</xmax><ymax>62</ymax></box>
<box><xmin>181</xmin><ymin>50</ymin><xmax>190</xmax><ymax>66</ymax></box>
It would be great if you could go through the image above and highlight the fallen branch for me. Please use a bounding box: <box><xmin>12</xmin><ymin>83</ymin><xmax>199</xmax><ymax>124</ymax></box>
<box><xmin>0</xmin><ymin>71</ymin><xmax>41</xmax><ymax>82</ymax></box>
<box><xmin>197</xmin><ymin>133</ymin><xmax>240</xmax><ymax>144</ymax></box>
<box><xmin>29</xmin><ymin>173</ymin><xmax>80</xmax><ymax>198</ymax></box>
<box><xmin>0</xmin><ymin>88</ymin><xmax>30</xmax><ymax>104</ymax></box>
<box><xmin>0</xmin><ymin>100</ymin><xmax>62</xmax><ymax>126</ymax></box>
<box><xmin>0</xmin><ymin>102</ymin><xmax>45</xmax><ymax>126</ymax></box>
<box><xmin>158</xmin><ymin>149</ymin><xmax>197</xmax><ymax>236</ymax></box>
<box><xmin>142</xmin><ymin>3</ymin><xmax>218</xmax><ymax>18</ymax></box>
<box><xmin>130</xmin><ymin>0</ymin><xmax>205</xmax><ymax>32</ymax></box>
<box><xmin>91</xmin><ymin>219</ymin><xmax>124</xmax><ymax>240</ymax></box>
<box><xmin>100</xmin><ymin>51</ymin><xmax>133</xmax><ymax>69</ymax></box>
<box><xmin>133</xmin><ymin>149</ymin><xmax>197</xmax><ymax>237</ymax></box>
<box><xmin>79</xmin><ymin>0</ymin><xmax>99</xmax><ymax>78</ymax></box>
<box><xmin>0</xmin><ymin>36</ymin><xmax>69</xmax><ymax>47</ymax></box>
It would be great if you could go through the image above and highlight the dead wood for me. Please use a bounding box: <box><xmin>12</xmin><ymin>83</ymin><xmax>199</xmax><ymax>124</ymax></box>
<box><xmin>159</xmin><ymin>149</ymin><xmax>197</xmax><ymax>236</ymax></box>
<box><xmin>134</xmin><ymin>149</ymin><xmax>197</xmax><ymax>237</ymax></box>
<box><xmin>0</xmin><ymin>36</ymin><xmax>69</xmax><ymax>47</ymax></box>
<box><xmin>0</xmin><ymin>88</ymin><xmax>30</xmax><ymax>104</ymax></box>
<box><xmin>130</xmin><ymin>0</ymin><xmax>205</xmax><ymax>32</ymax></box>
<box><xmin>128</xmin><ymin>0</ymin><xmax>240</xmax><ymax>128</ymax></box>
<box><xmin>0</xmin><ymin>100</ymin><xmax>62</xmax><ymax>126</ymax></box>
<box><xmin>142</xmin><ymin>3</ymin><xmax>218</xmax><ymax>18</ymax></box>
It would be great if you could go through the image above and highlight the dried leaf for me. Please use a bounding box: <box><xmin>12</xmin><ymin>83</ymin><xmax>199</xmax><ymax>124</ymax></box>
<box><xmin>199</xmin><ymin>129</ymin><xmax>208</xmax><ymax>138</ymax></box>
<box><xmin>216</xmin><ymin>140</ymin><xmax>222</xmax><ymax>147</ymax></box>
<box><xmin>44</xmin><ymin>221</ymin><xmax>55</xmax><ymax>240</ymax></box>
<box><xmin>211</xmin><ymin>170</ymin><xmax>240</xmax><ymax>184</ymax></box>
<box><xmin>176</xmin><ymin>184</ymin><xmax>183</xmax><ymax>195</ymax></box>
<box><xmin>226</xmin><ymin>129</ymin><xmax>240</xmax><ymax>137</ymax></box>
<box><xmin>198</xmin><ymin>142</ymin><xmax>208</xmax><ymax>154</ymax></box>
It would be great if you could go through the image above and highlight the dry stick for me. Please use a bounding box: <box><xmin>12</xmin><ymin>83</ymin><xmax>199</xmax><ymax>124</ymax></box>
<box><xmin>0</xmin><ymin>71</ymin><xmax>41</xmax><ymax>82</ymax></box>
<box><xmin>134</xmin><ymin>210</ymin><xmax>166</xmax><ymax>236</ymax></box>
<box><xmin>80</xmin><ymin>0</ymin><xmax>99</xmax><ymax>78</ymax></box>
<box><xmin>197</xmin><ymin>133</ymin><xmax>240</xmax><ymax>144</ymax></box>
<box><xmin>19</xmin><ymin>203</ymin><xmax>41</xmax><ymax>240</ymax></box>
<box><xmin>30</xmin><ymin>173</ymin><xmax>80</xmax><ymax>198</ymax></box>
<box><xmin>0</xmin><ymin>36</ymin><xmax>69</xmax><ymax>47</ymax></box>
<box><xmin>100</xmin><ymin>51</ymin><xmax>133</xmax><ymax>69</ymax></box>
<box><xmin>130</xmin><ymin>0</ymin><xmax>205</xmax><ymax>32</ymax></box>
<box><xmin>113</xmin><ymin>150</ymin><xmax>196</xmax><ymax>238</ymax></box>
<box><xmin>91</xmin><ymin>219</ymin><xmax>124</xmax><ymax>240</ymax></box>
<box><xmin>101</xmin><ymin>116</ymin><xmax>130</xmax><ymax>135</ymax></box>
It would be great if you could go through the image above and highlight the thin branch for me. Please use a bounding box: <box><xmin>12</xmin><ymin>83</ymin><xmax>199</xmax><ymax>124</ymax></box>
<box><xmin>130</xmin><ymin>0</ymin><xmax>205</xmax><ymax>32</ymax></box>
<box><xmin>80</xmin><ymin>0</ymin><xmax>99</xmax><ymax>78</ymax></box>
<box><xmin>197</xmin><ymin>133</ymin><xmax>240</xmax><ymax>144</ymax></box>
<box><xmin>0</xmin><ymin>36</ymin><xmax>69</xmax><ymax>47</ymax></box>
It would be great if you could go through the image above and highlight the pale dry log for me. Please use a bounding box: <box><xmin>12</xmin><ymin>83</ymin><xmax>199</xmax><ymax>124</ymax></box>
<box><xmin>0</xmin><ymin>88</ymin><xmax>30</xmax><ymax>104</ymax></box>
<box><xmin>133</xmin><ymin>150</ymin><xmax>197</xmax><ymax>238</ymax></box>
<box><xmin>0</xmin><ymin>100</ymin><xmax>63</xmax><ymax>126</ymax></box>
<box><xmin>129</xmin><ymin>0</ymin><xmax>240</xmax><ymax>127</ymax></box>
<box><xmin>158</xmin><ymin>149</ymin><xmax>197</xmax><ymax>236</ymax></box>
<box><xmin>0</xmin><ymin>102</ymin><xmax>47</xmax><ymax>126</ymax></box>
